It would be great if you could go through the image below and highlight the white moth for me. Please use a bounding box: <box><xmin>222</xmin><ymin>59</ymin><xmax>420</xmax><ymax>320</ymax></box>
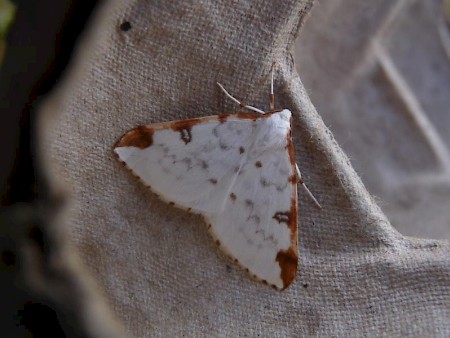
<box><xmin>114</xmin><ymin>69</ymin><xmax>320</xmax><ymax>290</ymax></box>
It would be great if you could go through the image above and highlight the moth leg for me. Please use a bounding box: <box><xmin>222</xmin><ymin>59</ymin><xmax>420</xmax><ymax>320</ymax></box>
<box><xmin>296</xmin><ymin>163</ymin><xmax>322</xmax><ymax>209</ymax></box>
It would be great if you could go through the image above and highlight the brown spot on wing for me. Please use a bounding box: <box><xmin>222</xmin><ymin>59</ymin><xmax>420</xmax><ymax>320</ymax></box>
<box><xmin>230</xmin><ymin>193</ymin><xmax>236</xmax><ymax>201</ymax></box>
<box><xmin>255</xmin><ymin>161</ymin><xmax>262</xmax><ymax>168</ymax></box>
<box><xmin>115</xmin><ymin>126</ymin><xmax>154</xmax><ymax>149</ymax></box>
<box><xmin>171</xmin><ymin>119</ymin><xmax>201</xmax><ymax>144</ymax></box>
<box><xmin>276</xmin><ymin>247</ymin><xmax>298</xmax><ymax>289</ymax></box>
<box><xmin>273</xmin><ymin>199</ymin><xmax>298</xmax><ymax>232</ymax></box>
<box><xmin>245</xmin><ymin>199</ymin><xmax>253</xmax><ymax>208</ymax></box>
<box><xmin>273</xmin><ymin>211</ymin><xmax>291</xmax><ymax>224</ymax></box>
<box><xmin>209</xmin><ymin>178</ymin><xmax>218</xmax><ymax>185</ymax></box>
<box><xmin>219</xmin><ymin>114</ymin><xmax>230</xmax><ymax>123</ymax></box>
<box><xmin>239</xmin><ymin>146</ymin><xmax>245</xmax><ymax>154</ymax></box>
<box><xmin>288</xmin><ymin>174</ymin><xmax>298</xmax><ymax>184</ymax></box>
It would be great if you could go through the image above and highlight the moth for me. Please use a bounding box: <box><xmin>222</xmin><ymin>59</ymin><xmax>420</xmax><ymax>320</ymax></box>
<box><xmin>114</xmin><ymin>68</ymin><xmax>320</xmax><ymax>290</ymax></box>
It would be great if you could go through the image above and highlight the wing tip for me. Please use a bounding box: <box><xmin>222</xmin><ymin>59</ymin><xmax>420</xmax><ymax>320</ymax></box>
<box><xmin>206</xmin><ymin>220</ymin><xmax>298</xmax><ymax>291</ymax></box>
<box><xmin>276</xmin><ymin>247</ymin><xmax>298</xmax><ymax>290</ymax></box>
<box><xmin>115</xmin><ymin>125</ymin><xmax>154</xmax><ymax>149</ymax></box>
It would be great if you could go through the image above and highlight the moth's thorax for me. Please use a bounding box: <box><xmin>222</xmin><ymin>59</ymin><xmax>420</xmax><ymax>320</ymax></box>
<box><xmin>252</xmin><ymin>109</ymin><xmax>292</xmax><ymax>151</ymax></box>
<box><xmin>277</xmin><ymin>109</ymin><xmax>292</xmax><ymax>122</ymax></box>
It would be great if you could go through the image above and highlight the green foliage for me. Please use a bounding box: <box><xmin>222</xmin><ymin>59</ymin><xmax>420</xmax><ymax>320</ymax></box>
<box><xmin>0</xmin><ymin>0</ymin><xmax>16</xmax><ymax>39</ymax></box>
<box><xmin>0</xmin><ymin>0</ymin><xmax>16</xmax><ymax>63</ymax></box>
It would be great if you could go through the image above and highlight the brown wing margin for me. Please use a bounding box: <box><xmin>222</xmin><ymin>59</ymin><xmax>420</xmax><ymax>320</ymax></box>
<box><xmin>275</xmin><ymin>116</ymin><xmax>298</xmax><ymax>290</ymax></box>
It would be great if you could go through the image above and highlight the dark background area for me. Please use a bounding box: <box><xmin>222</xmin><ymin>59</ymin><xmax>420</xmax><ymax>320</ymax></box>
<box><xmin>0</xmin><ymin>1</ymin><xmax>98</xmax><ymax>336</ymax></box>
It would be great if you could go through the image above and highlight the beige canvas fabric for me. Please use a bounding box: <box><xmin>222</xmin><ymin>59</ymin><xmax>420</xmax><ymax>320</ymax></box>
<box><xmin>39</xmin><ymin>0</ymin><xmax>450</xmax><ymax>336</ymax></box>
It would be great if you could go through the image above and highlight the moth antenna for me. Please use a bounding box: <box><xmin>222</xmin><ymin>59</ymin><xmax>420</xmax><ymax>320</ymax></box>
<box><xmin>217</xmin><ymin>82</ymin><xmax>266</xmax><ymax>115</ymax></box>
<box><xmin>296</xmin><ymin>164</ymin><xmax>322</xmax><ymax>209</ymax></box>
<box><xmin>269</xmin><ymin>62</ymin><xmax>275</xmax><ymax>111</ymax></box>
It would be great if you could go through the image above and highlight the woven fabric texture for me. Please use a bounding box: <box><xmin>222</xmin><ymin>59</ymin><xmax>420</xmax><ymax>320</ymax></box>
<box><xmin>40</xmin><ymin>0</ymin><xmax>450</xmax><ymax>336</ymax></box>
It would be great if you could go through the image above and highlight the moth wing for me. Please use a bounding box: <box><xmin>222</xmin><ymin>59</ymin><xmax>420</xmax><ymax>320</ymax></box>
<box><xmin>115</xmin><ymin>110</ymin><xmax>298</xmax><ymax>289</ymax></box>
<box><xmin>207</xmin><ymin>111</ymin><xmax>298</xmax><ymax>289</ymax></box>
<box><xmin>114</xmin><ymin>115</ymin><xmax>259</xmax><ymax>214</ymax></box>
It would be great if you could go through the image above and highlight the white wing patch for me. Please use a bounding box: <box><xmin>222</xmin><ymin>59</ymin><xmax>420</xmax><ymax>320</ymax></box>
<box><xmin>114</xmin><ymin>109</ymin><xmax>298</xmax><ymax>290</ymax></box>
